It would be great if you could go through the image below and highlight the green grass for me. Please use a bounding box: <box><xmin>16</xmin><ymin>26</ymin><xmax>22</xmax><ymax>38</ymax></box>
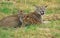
<box><xmin>0</xmin><ymin>1</ymin><xmax>17</xmax><ymax>14</ymax></box>
<box><xmin>0</xmin><ymin>20</ymin><xmax>60</xmax><ymax>38</ymax></box>
<box><xmin>0</xmin><ymin>7</ymin><xmax>11</xmax><ymax>14</ymax></box>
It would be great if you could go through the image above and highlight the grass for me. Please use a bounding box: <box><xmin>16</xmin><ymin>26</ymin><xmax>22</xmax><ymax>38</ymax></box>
<box><xmin>0</xmin><ymin>0</ymin><xmax>60</xmax><ymax>38</ymax></box>
<box><xmin>0</xmin><ymin>20</ymin><xmax>60</xmax><ymax>38</ymax></box>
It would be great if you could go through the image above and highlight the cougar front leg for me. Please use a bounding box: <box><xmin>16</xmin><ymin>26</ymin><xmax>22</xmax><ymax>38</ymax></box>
<box><xmin>21</xmin><ymin>22</ymin><xmax>26</xmax><ymax>27</ymax></box>
<box><xmin>39</xmin><ymin>15</ymin><xmax>43</xmax><ymax>24</ymax></box>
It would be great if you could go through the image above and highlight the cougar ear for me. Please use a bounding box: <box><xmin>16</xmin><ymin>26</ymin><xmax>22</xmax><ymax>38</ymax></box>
<box><xmin>17</xmin><ymin>10</ymin><xmax>24</xmax><ymax>17</ymax></box>
<box><xmin>33</xmin><ymin>5</ymin><xmax>39</xmax><ymax>8</ymax></box>
<box><xmin>45</xmin><ymin>5</ymin><xmax>48</xmax><ymax>8</ymax></box>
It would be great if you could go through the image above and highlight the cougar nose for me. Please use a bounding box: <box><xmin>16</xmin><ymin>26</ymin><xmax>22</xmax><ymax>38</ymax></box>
<box><xmin>41</xmin><ymin>11</ymin><xmax>44</xmax><ymax>15</ymax></box>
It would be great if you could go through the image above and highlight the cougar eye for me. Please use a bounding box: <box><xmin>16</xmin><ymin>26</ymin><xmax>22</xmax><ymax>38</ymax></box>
<box><xmin>42</xmin><ymin>10</ymin><xmax>44</xmax><ymax>12</ymax></box>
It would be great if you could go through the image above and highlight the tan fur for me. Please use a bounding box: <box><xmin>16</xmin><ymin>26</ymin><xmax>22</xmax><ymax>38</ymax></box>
<box><xmin>18</xmin><ymin>5</ymin><xmax>47</xmax><ymax>27</ymax></box>
<box><xmin>20</xmin><ymin>11</ymin><xmax>43</xmax><ymax>27</ymax></box>
<box><xmin>0</xmin><ymin>5</ymin><xmax>47</xmax><ymax>27</ymax></box>
<box><xmin>0</xmin><ymin>14</ymin><xmax>22</xmax><ymax>28</ymax></box>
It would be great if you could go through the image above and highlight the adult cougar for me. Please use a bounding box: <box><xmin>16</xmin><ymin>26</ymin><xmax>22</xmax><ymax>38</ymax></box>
<box><xmin>19</xmin><ymin>5</ymin><xmax>47</xmax><ymax>27</ymax></box>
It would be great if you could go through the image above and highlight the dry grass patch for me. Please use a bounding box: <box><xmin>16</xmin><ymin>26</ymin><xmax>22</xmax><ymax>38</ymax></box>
<box><xmin>14</xmin><ymin>28</ymin><xmax>54</xmax><ymax>38</ymax></box>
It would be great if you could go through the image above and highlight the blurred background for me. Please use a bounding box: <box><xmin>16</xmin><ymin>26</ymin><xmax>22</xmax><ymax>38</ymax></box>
<box><xmin>0</xmin><ymin>0</ymin><xmax>60</xmax><ymax>19</ymax></box>
<box><xmin>0</xmin><ymin>0</ymin><xmax>60</xmax><ymax>38</ymax></box>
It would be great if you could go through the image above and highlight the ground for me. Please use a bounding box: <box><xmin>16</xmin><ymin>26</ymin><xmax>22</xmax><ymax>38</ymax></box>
<box><xmin>0</xmin><ymin>0</ymin><xmax>60</xmax><ymax>38</ymax></box>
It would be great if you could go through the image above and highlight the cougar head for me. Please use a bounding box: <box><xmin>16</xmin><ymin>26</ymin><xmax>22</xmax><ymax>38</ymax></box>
<box><xmin>34</xmin><ymin>5</ymin><xmax>47</xmax><ymax>15</ymax></box>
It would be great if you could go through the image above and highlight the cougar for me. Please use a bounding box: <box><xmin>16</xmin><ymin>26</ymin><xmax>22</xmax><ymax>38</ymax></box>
<box><xmin>18</xmin><ymin>5</ymin><xmax>47</xmax><ymax>27</ymax></box>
